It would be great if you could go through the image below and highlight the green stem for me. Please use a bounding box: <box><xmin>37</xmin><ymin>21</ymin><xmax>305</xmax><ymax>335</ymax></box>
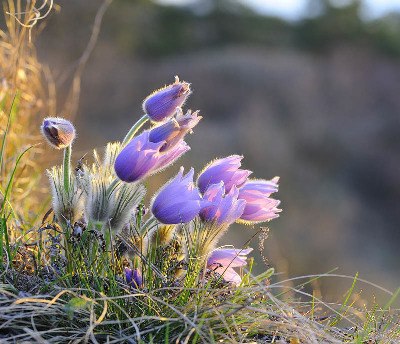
<box><xmin>63</xmin><ymin>144</ymin><xmax>72</xmax><ymax>194</ymax></box>
<box><xmin>65</xmin><ymin>226</ymin><xmax>73</xmax><ymax>275</ymax></box>
<box><xmin>122</xmin><ymin>114</ymin><xmax>149</xmax><ymax>146</ymax></box>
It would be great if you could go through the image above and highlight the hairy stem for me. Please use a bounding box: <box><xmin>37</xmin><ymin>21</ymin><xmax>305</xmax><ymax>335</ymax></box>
<box><xmin>63</xmin><ymin>144</ymin><xmax>72</xmax><ymax>194</ymax></box>
<box><xmin>122</xmin><ymin>114</ymin><xmax>149</xmax><ymax>146</ymax></box>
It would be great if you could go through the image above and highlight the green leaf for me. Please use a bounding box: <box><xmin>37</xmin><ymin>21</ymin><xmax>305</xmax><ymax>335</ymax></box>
<box><xmin>253</xmin><ymin>268</ymin><xmax>275</xmax><ymax>284</ymax></box>
<box><xmin>65</xmin><ymin>297</ymin><xmax>92</xmax><ymax>320</ymax></box>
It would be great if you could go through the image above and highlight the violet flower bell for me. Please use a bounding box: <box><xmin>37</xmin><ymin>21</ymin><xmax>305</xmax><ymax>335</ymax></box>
<box><xmin>149</xmin><ymin>108</ymin><xmax>201</xmax><ymax>152</ymax></box>
<box><xmin>125</xmin><ymin>267</ymin><xmax>143</xmax><ymax>288</ymax></box>
<box><xmin>207</xmin><ymin>248</ymin><xmax>253</xmax><ymax>286</ymax></box>
<box><xmin>238</xmin><ymin>177</ymin><xmax>282</xmax><ymax>224</ymax></box>
<box><xmin>114</xmin><ymin>130</ymin><xmax>189</xmax><ymax>182</ymax></box>
<box><xmin>115</xmin><ymin>110</ymin><xmax>200</xmax><ymax>183</ymax></box>
<box><xmin>143</xmin><ymin>76</ymin><xmax>191</xmax><ymax>122</ymax></box>
<box><xmin>152</xmin><ymin>167</ymin><xmax>208</xmax><ymax>224</ymax></box>
<box><xmin>197</xmin><ymin>155</ymin><xmax>252</xmax><ymax>194</ymax></box>
<box><xmin>40</xmin><ymin>117</ymin><xmax>76</xmax><ymax>149</ymax></box>
<box><xmin>200</xmin><ymin>182</ymin><xmax>246</xmax><ymax>226</ymax></box>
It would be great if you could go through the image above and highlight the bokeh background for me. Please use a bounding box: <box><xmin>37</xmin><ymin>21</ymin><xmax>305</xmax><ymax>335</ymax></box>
<box><xmin>34</xmin><ymin>0</ymin><xmax>400</xmax><ymax>300</ymax></box>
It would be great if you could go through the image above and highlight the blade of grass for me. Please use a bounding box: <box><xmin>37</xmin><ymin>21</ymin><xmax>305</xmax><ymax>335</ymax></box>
<box><xmin>0</xmin><ymin>144</ymin><xmax>37</xmax><ymax>264</ymax></box>
<box><xmin>1</xmin><ymin>144</ymin><xmax>38</xmax><ymax>215</ymax></box>
<box><xmin>0</xmin><ymin>93</ymin><xmax>18</xmax><ymax>175</ymax></box>
<box><xmin>329</xmin><ymin>272</ymin><xmax>358</xmax><ymax>326</ymax></box>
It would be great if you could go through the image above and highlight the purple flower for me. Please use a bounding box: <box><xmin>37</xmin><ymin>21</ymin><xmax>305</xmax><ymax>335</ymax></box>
<box><xmin>143</xmin><ymin>76</ymin><xmax>191</xmax><ymax>122</ymax></box>
<box><xmin>149</xmin><ymin>109</ymin><xmax>201</xmax><ymax>152</ymax></box>
<box><xmin>207</xmin><ymin>248</ymin><xmax>253</xmax><ymax>285</ymax></box>
<box><xmin>152</xmin><ymin>167</ymin><xmax>208</xmax><ymax>224</ymax></box>
<box><xmin>40</xmin><ymin>117</ymin><xmax>76</xmax><ymax>149</ymax></box>
<box><xmin>152</xmin><ymin>141</ymin><xmax>190</xmax><ymax>171</ymax></box>
<box><xmin>197</xmin><ymin>155</ymin><xmax>252</xmax><ymax>194</ymax></box>
<box><xmin>125</xmin><ymin>267</ymin><xmax>143</xmax><ymax>288</ymax></box>
<box><xmin>238</xmin><ymin>177</ymin><xmax>282</xmax><ymax>224</ymax></box>
<box><xmin>114</xmin><ymin>131</ymin><xmax>189</xmax><ymax>182</ymax></box>
<box><xmin>200</xmin><ymin>182</ymin><xmax>246</xmax><ymax>226</ymax></box>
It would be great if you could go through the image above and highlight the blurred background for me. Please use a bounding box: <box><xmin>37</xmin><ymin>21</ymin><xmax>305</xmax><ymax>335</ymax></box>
<box><xmin>34</xmin><ymin>0</ymin><xmax>400</xmax><ymax>300</ymax></box>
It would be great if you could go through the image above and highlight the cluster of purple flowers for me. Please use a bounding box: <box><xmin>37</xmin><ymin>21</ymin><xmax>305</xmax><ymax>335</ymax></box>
<box><xmin>112</xmin><ymin>77</ymin><xmax>279</xmax><ymax>286</ymax></box>
<box><xmin>112</xmin><ymin>76</ymin><xmax>281</xmax><ymax>229</ymax></box>
<box><xmin>41</xmin><ymin>76</ymin><xmax>281</xmax><ymax>288</ymax></box>
<box><xmin>115</xmin><ymin>77</ymin><xmax>197</xmax><ymax>183</ymax></box>
<box><xmin>113</xmin><ymin>77</ymin><xmax>281</xmax><ymax>286</ymax></box>
<box><xmin>150</xmin><ymin>155</ymin><xmax>281</xmax><ymax>226</ymax></box>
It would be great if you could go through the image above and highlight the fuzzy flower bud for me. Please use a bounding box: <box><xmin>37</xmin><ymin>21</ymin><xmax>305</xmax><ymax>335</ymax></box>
<box><xmin>197</xmin><ymin>155</ymin><xmax>252</xmax><ymax>195</ymax></box>
<box><xmin>151</xmin><ymin>167</ymin><xmax>208</xmax><ymax>224</ymax></box>
<box><xmin>200</xmin><ymin>182</ymin><xmax>245</xmax><ymax>226</ymax></box>
<box><xmin>143</xmin><ymin>76</ymin><xmax>191</xmax><ymax>122</ymax></box>
<box><xmin>41</xmin><ymin>117</ymin><xmax>76</xmax><ymax>149</ymax></box>
<box><xmin>207</xmin><ymin>248</ymin><xmax>253</xmax><ymax>285</ymax></box>
<box><xmin>238</xmin><ymin>177</ymin><xmax>281</xmax><ymax>224</ymax></box>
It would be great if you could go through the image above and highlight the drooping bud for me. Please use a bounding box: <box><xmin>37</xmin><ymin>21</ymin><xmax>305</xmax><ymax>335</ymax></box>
<box><xmin>41</xmin><ymin>117</ymin><xmax>76</xmax><ymax>149</ymax></box>
<box><xmin>143</xmin><ymin>76</ymin><xmax>191</xmax><ymax>122</ymax></box>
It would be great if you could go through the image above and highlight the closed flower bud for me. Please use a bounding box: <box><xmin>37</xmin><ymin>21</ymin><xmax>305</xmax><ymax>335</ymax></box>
<box><xmin>197</xmin><ymin>155</ymin><xmax>252</xmax><ymax>195</ymax></box>
<box><xmin>238</xmin><ymin>178</ymin><xmax>282</xmax><ymax>224</ymax></box>
<box><xmin>151</xmin><ymin>167</ymin><xmax>208</xmax><ymax>224</ymax></box>
<box><xmin>125</xmin><ymin>267</ymin><xmax>143</xmax><ymax>288</ymax></box>
<box><xmin>41</xmin><ymin>117</ymin><xmax>76</xmax><ymax>149</ymax></box>
<box><xmin>143</xmin><ymin>76</ymin><xmax>191</xmax><ymax>122</ymax></box>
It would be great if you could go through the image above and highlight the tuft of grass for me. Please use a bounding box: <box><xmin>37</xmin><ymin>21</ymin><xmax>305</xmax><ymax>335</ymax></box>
<box><xmin>0</xmin><ymin>271</ymin><xmax>399</xmax><ymax>343</ymax></box>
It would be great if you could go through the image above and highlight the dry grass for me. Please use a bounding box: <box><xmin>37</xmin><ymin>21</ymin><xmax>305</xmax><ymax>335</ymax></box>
<box><xmin>0</xmin><ymin>0</ymin><xmax>55</xmax><ymax>225</ymax></box>
<box><xmin>0</xmin><ymin>271</ymin><xmax>399</xmax><ymax>343</ymax></box>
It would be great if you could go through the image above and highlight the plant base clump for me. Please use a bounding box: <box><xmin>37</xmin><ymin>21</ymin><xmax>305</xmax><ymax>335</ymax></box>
<box><xmin>1</xmin><ymin>70</ymin><xmax>399</xmax><ymax>343</ymax></box>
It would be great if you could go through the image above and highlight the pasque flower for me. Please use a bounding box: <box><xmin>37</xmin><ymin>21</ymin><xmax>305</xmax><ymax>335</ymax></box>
<box><xmin>152</xmin><ymin>167</ymin><xmax>208</xmax><ymax>224</ymax></box>
<box><xmin>207</xmin><ymin>248</ymin><xmax>253</xmax><ymax>285</ymax></box>
<box><xmin>41</xmin><ymin>117</ymin><xmax>76</xmax><ymax>149</ymax></box>
<box><xmin>197</xmin><ymin>155</ymin><xmax>252</xmax><ymax>194</ymax></box>
<box><xmin>115</xmin><ymin>110</ymin><xmax>200</xmax><ymax>183</ymax></box>
<box><xmin>115</xmin><ymin>131</ymin><xmax>189</xmax><ymax>182</ymax></box>
<box><xmin>149</xmin><ymin>108</ymin><xmax>201</xmax><ymax>152</ymax></box>
<box><xmin>238</xmin><ymin>177</ymin><xmax>281</xmax><ymax>224</ymax></box>
<box><xmin>200</xmin><ymin>182</ymin><xmax>245</xmax><ymax>226</ymax></box>
<box><xmin>143</xmin><ymin>76</ymin><xmax>191</xmax><ymax>122</ymax></box>
<box><xmin>125</xmin><ymin>267</ymin><xmax>143</xmax><ymax>288</ymax></box>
